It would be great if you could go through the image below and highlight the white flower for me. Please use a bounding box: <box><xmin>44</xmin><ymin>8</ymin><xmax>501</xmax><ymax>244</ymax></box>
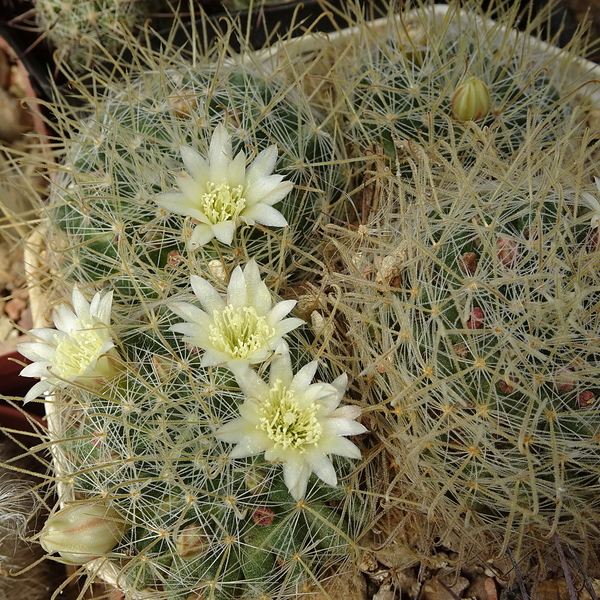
<box><xmin>169</xmin><ymin>260</ymin><xmax>304</xmax><ymax>374</ymax></box>
<box><xmin>215</xmin><ymin>346</ymin><xmax>367</xmax><ymax>501</ymax></box>
<box><xmin>18</xmin><ymin>289</ymin><xmax>119</xmax><ymax>403</ymax></box>
<box><xmin>155</xmin><ymin>124</ymin><xmax>293</xmax><ymax>248</ymax></box>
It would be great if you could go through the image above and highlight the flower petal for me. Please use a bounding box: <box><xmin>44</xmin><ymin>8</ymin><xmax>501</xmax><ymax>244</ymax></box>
<box><xmin>245</xmin><ymin>145</ymin><xmax>278</xmax><ymax>186</ymax></box>
<box><xmin>190</xmin><ymin>277</ymin><xmax>225</xmax><ymax>314</ymax></box>
<box><xmin>241</xmin><ymin>204</ymin><xmax>288</xmax><ymax>228</ymax></box>
<box><xmin>189</xmin><ymin>224</ymin><xmax>216</xmax><ymax>248</ymax></box>
<box><xmin>181</xmin><ymin>146</ymin><xmax>210</xmax><ymax>183</ymax></box>
<box><xmin>208</xmin><ymin>124</ymin><xmax>234</xmax><ymax>181</ymax></box>
<box><xmin>227</xmin><ymin>265</ymin><xmax>248</xmax><ymax>310</ymax></box>
<box><xmin>211</xmin><ymin>221</ymin><xmax>236</xmax><ymax>246</ymax></box>
<box><xmin>282</xmin><ymin>459</ymin><xmax>311</xmax><ymax>501</ymax></box>
<box><xmin>317</xmin><ymin>436</ymin><xmax>362</xmax><ymax>459</ymax></box>
<box><xmin>308</xmin><ymin>453</ymin><xmax>337</xmax><ymax>487</ymax></box>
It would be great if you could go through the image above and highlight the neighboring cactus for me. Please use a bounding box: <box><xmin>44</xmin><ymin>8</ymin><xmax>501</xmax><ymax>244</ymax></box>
<box><xmin>33</xmin><ymin>0</ymin><xmax>161</xmax><ymax>70</ymax></box>
<box><xmin>338</xmin><ymin>3</ymin><xmax>587</xmax><ymax>164</ymax></box>
<box><xmin>326</xmin><ymin>131</ymin><xmax>600</xmax><ymax>553</ymax></box>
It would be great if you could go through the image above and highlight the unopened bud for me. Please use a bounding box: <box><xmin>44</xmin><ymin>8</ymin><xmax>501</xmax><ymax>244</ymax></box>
<box><xmin>451</xmin><ymin>76</ymin><xmax>491</xmax><ymax>122</ymax></box>
<box><xmin>175</xmin><ymin>523</ymin><xmax>208</xmax><ymax>559</ymax></box>
<box><xmin>466</xmin><ymin>307</ymin><xmax>485</xmax><ymax>329</ymax></box>
<box><xmin>39</xmin><ymin>504</ymin><xmax>125</xmax><ymax>564</ymax></box>
<box><xmin>496</xmin><ymin>237</ymin><xmax>519</xmax><ymax>267</ymax></box>
<box><xmin>579</xmin><ymin>391</ymin><xmax>595</xmax><ymax>407</ymax></box>
<box><xmin>252</xmin><ymin>507</ymin><xmax>276</xmax><ymax>527</ymax></box>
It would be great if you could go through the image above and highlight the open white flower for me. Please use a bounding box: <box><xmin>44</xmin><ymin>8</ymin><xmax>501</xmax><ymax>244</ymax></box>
<box><xmin>18</xmin><ymin>289</ymin><xmax>119</xmax><ymax>403</ymax></box>
<box><xmin>155</xmin><ymin>124</ymin><xmax>293</xmax><ymax>248</ymax></box>
<box><xmin>215</xmin><ymin>345</ymin><xmax>366</xmax><ymax>501</ymax></box>
<box><xmin>169</xmin><ymin>260</ymin><xmax>304</xmax><ymax>374</ymax></box>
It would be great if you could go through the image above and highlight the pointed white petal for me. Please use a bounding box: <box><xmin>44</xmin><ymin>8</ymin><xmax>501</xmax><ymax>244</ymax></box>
<box><xmin>236</xmin><ymin>368</ymin><xmax>270</xmax><ymax>400</ymax></box>
<box><xmin>53</xmin><ymin>305</ymin><xmax>78</xmax><ymax>334</ymax></box>
<box><xmin>241</xmin><ymin>204</ymin><xmax>288</xmax><ymax>228</ymax></box>
<box><xmin>244</xmin><ymin>177</ymin><xmax>292</xmax><ymax>207</ymax></box>
<box><xmin>317</xmin><ymin>436</ymin><xmax>362</xmax><ymax>459</ymax></box>
<box><xmin>268</xmin><ymin>347</ymin><xmax>294</xmax><ymax>388</ymax></box>
<box><xmin>17</xmin><ymin>341</ymin><xmax>56</xmax><ymax>363</ymax></box>
<box><xmin>181</xmin><ymin>146</ymin><xmax>209</xmax><ymax>182</ymax></box>
<box><xmin>190</xmin><ymin>277</ymin><xmax>225</xmax><ymax>314</ymax></box>
<box><xmin>275</xmin><ymin>318</ymin><xmax>305</xmax><ymax>341</ymax></box>
<box><xmin>169</xmin><ymin>300</ymin><xmax>213</xmax><ymax>327</ymax></box>
<box><xmin>211</xmin><ymin>221</ymin><xmax>236</xmax><ymax>246</ymax></box>
<box><xmin>214</xmin><ymin>418</ymin><xmax>246</xmax><ymax>442</ymax></box>
<box><xmin>189</xmin><ymin>224</ymin><xmax>216</xmax><ymax>248</ymax></box>
<box><xmin>178</xmin><ymin>173</ymin><xmax>206</xmax><ymax>202</ymax></box>
<box><xmin>23</xmin><ymin>380</ymin><xmax>54</xmax><ymax>403</ymax></box>
<box><xmin>289</xmin><ymin>361</ymin><xmax>319</xmax><ymax>395</ymax></box>
<box><xmin>226</xmin><ymin>265</ymin><xmax>248</xmax><ymax>309</ymax></box>
<box><xmin>208</xmin><ymin>124</ymin><xmax>234</xmax><ymax>180</ymax></box>
<box><xmin>228</xmin><ymin>151</ymin><xmax>246</xmax><ymax>188</ymax></box>
<box><xmin>228</xmin><ymin>431</ymin><xmax>271</xmax><ymax>458</ymax></box>
<box><xmin>20</xmin><ymin>361</ymin><xmax>52</xmax><ymax>378</ymax></box>
<box><xmin>323</xmin><ymin>417</ymin><xmax>367</xmax><ymax>437</ymax></box>
<box><xmin>283</xmin><ymin>460</ymin><xmax>311</xmax><ymax>501</ymax></box>
<box><xmin>245</xmin><ymin>145</ymin><xmax>278</xmax><ymax>186</ymax></box>
<box><xmin>329</xmin><ymin>404</ymin><xmax>361</xmax><ymax>420</ymax></box>
<box><xmin>308</xmin><ymin>454</ymin><xmax>337</xmax><ymax>487</ymax></box>
<box><xmin>266</xmin><ymin>300</ymin><xmax>297</xmax><ymax>324</ymax></box>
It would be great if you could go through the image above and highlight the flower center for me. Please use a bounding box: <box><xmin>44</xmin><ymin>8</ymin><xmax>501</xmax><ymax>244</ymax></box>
<box><xmin>200</xmin><ymin>180</ymin><xmax>246</xmax><ymax>225</ymax></box>
<box><xmin>208</xmin><ymin>305</ymin><xmax>274</xmax><ymax>359</ymax></box>
<box><xmin>54</xmin><ymin>328</ymin><xmax>105</xmax><ymax>379</ymax></box>
<box><xmin>258</xmin><ymin>380</ymin><xmax>322</xmax><ymax>451</ymax></box>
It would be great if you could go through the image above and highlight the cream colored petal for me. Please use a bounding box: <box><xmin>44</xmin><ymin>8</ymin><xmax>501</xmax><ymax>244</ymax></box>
<box><xmin>208</xmin><ymin>124</ymin><xmax>234</xmax><ymax>181</ymax></box>
<box><xmin>227</xmin><ymin>265</ymin><xmax>248</xmax><ymax>310</ymax></box>
<box><xmin>211</xmin><ymin>221</ymin><xmax>236</xmax><ymax>245</ymax></box>
<box><xmin>241</xmin><ymin>204</ymin><xmax>287</xmax><ymax>228</ymax></box>
<box><xmin>189</xmin><ymin>276</ymin><xmax>224</xmax><ymax>313</ymax></box>
<box><xmin>189</xmin><ymin>224</ymin><xmax>216</xmax><ymax>249</ymax></box>
<box><xmin>308</xmin><ymin>453</ymin><xmax>337</xmax><ymax>487</ymax></box>
<box><xmin>245</xmin><ymin>144</ymin><xmax>278</xmax><ymax>186</ymax></box>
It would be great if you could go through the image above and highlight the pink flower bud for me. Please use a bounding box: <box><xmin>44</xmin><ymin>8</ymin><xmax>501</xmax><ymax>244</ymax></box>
<box><xmin>175</xmin><ymin>523</ymin><xmax>208</xmax><ymax>559</ymax></box>
<box><xmin>578</xmin><ymin>391</ymin><xmax>595</xmax><ymax>407</ymax></box>
<box><xmin>39</xmin><ymin>504</ymin><xmax>125</xmax><ymax>564</ymax></box>
<box><xmin>496</xmin><ymin>237</ymin><xmax>519</xmax><ymax>267</ymax></box>
<box><xmin>497</xmin><ymin>376</ymin><xmax>518</xmax><ymax>394</ymax></box>
<box><xmin>252</xmin><ymin>507</ymin><xmax>275</xmax><ymax>527</ymax></box>
<box><xmin>451</xmin><ymin>76</ymin><xmax>491</xmax><ymax>122</ymax></box>
<box><xmin>466</xmin><ymin>307</ymin><xmax>485</xmax><ymax>329</ymax></box>
<box><xmin>554</xmin><ymin>368</ymin><xmax>576</xmax><ymax>394</ymax></box>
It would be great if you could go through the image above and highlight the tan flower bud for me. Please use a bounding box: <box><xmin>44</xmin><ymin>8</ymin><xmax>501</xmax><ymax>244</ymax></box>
<box><xmin>451</xmin><ymin>76</ymin><xmax>491</xmax><ymax>122</ymax></box>
<box><xmin>39</xmin><ymin>504</ymin><xmax>125</xmax><ymax>564</ymax></box>
<box><xmin>175</xmin><ymin>523</ymin><xmax>208</xmax><ymax>559</ymax></box>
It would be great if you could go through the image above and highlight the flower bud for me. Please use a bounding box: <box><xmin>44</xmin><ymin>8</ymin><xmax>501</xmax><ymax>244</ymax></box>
<box><xmin>466</xmin><ymin>307</ymin><xmax>485</xmax><ymax>329</ymax></box>
<box><xmin>175</xmin><ymin>523</ymin><xmax>208</xmax><ymax>559</ymax></box>
<box><xmin>252</xmin><ymin>507</ymin><xmax>276</xmax><ymax>527</ymax></box>
<box><xmin>451</xmin><ymin>76</ymin><xmax>491</xmax><ymax>122</ymax></box>
<box><xmin>39</xmin><ymin>504</ymin><xmax>125</xmax><ymax>564</ymax></box>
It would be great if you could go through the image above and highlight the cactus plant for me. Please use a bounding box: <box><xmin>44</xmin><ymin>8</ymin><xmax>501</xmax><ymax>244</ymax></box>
<box><xmin>17</xmin><ymin>0</ymin><xmax>600</xmax><ymax>594</ymax></box>
<box><xmin>32</xmin><ymin>0</ymin><xmax>162</xmax><ymax>70</ymax></box>
<box><xmin>337</xmin><ymin>2</ymin><xmax>590</xmax><ymax>166</ymax></box>
<box><xmin>18</xmin><ymin>16</ymin><xmax>368</xmax><ymax>599</ymax></box>
<box><xmin>325</xmin><ymin>125</ymin><xmax>600</xmax><ymax>557</ymax></box>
